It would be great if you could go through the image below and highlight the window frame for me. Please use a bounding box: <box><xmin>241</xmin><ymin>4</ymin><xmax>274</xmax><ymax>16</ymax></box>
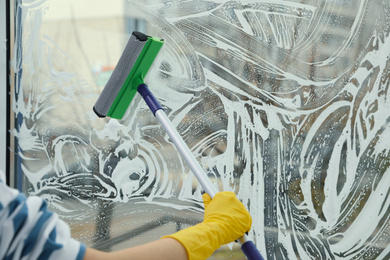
<box><xmin>0</xmin><ymin>0</ymin><xmax>10</xmax><ymax>183</ymax></box>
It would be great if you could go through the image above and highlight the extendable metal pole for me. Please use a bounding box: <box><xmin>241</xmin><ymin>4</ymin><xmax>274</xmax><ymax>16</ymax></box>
<box><xmin>155</xmin><ymin>109</ymin><xmax>218</xmax><ymax>198</ymax></box>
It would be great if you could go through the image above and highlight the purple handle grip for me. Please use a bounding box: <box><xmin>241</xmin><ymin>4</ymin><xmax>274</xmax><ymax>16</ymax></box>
<box><xmin>241</xmin><ymin>241</ymin><xmax>265</xmax><ymax>260</ymax></box>
<box><xmin>137</xmin><ymin>84</ymin><xmax>163</xmax><ymax>115</ymax></box>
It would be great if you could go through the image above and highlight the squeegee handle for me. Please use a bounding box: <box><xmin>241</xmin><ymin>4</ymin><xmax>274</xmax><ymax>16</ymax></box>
<box><xmin>138</xmin><ymin>84</ymin><xmax>264</xmax><ymax>260</ymax></box>
<box><xmin>155</xmin><ymin>108</ymin><xmax>264</xmax><ymax>260</ymax></box>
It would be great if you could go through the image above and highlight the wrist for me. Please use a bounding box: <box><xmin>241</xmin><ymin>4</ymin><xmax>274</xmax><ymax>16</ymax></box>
<box><xmin>162</xmin><ymin>222</ymin><xmax>224</xmax><ymax>260</ymax></box>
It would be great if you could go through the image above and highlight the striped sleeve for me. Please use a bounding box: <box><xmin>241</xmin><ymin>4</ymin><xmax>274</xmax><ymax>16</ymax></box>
<box><xmin>0</xmin><ymin>171</ymin><xmax>86</xmax><ymax>260</ymax></box>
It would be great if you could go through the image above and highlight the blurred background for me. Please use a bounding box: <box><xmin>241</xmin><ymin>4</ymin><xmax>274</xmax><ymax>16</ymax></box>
<box><xmin>3</xmin><ymin>0</ymin><xmax>390</xmax><ymax>259</ymax></box>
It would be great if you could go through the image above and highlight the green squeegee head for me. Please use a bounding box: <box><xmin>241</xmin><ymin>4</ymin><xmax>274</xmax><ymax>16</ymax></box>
<box><xmin>93</xmin><ymin>31</ymin><xmax>164</xmax><ymax>120</ymax></box>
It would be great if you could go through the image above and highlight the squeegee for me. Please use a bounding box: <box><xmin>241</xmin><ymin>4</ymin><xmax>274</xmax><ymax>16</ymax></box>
<box><xmin>93</xmin><ymin>31</ymin><xmax>264</xmax><ymax>260</ymax></box>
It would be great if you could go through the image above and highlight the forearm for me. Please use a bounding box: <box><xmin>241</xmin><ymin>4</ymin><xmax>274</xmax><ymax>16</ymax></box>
<box><xmin>83</xmin><ymin>238</ymin><xmax>188</xmax><ymax>260</ymax></box>
<box><xmin>83</xmin><ymin>191</ymin><xmax>250</xmax><ymax>260</ymax></box>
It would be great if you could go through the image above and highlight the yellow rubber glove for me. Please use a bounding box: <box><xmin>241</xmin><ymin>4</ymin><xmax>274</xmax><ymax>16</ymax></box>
<box><xmin>162</xmin><ymin>191</ymin><xmax>252</xmax><ymax>260</ymax></box>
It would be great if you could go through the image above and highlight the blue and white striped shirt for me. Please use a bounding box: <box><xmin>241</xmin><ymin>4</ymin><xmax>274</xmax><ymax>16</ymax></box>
<box><xmin>0</xmin><ymin>171</ymin><xmax>86</xmax><ymax>260</ymax></box>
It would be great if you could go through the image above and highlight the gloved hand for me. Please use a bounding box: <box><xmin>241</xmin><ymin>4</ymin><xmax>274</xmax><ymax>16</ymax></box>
<box><xmin>162</xmin><ymin>191</ymin><xmax>252</xmax><ymax>260</ymax></box>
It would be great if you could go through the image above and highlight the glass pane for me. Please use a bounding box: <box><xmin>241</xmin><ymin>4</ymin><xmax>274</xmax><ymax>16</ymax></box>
<box><xmin>11</xmin><ymin>0</ymin><xmax>390</xmax><ymax>259</ymax></box>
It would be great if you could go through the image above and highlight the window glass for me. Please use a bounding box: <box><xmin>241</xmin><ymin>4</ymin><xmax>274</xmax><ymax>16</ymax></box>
<box><xmin>11</xmin><ymin>0</ymin><xmax>390</xmax><ymax>258</ymax></box>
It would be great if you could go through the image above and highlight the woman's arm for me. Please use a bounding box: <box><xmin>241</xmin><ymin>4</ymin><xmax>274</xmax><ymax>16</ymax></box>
<box><xmin>83</xmin><ymin>238</ymin><xmax>187</xmax><ymax>260</ymax></box>
<box><xmin>83</xmin><ymin>192</ymin><xmax>251</xmax><ymax>260</ymax></box>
